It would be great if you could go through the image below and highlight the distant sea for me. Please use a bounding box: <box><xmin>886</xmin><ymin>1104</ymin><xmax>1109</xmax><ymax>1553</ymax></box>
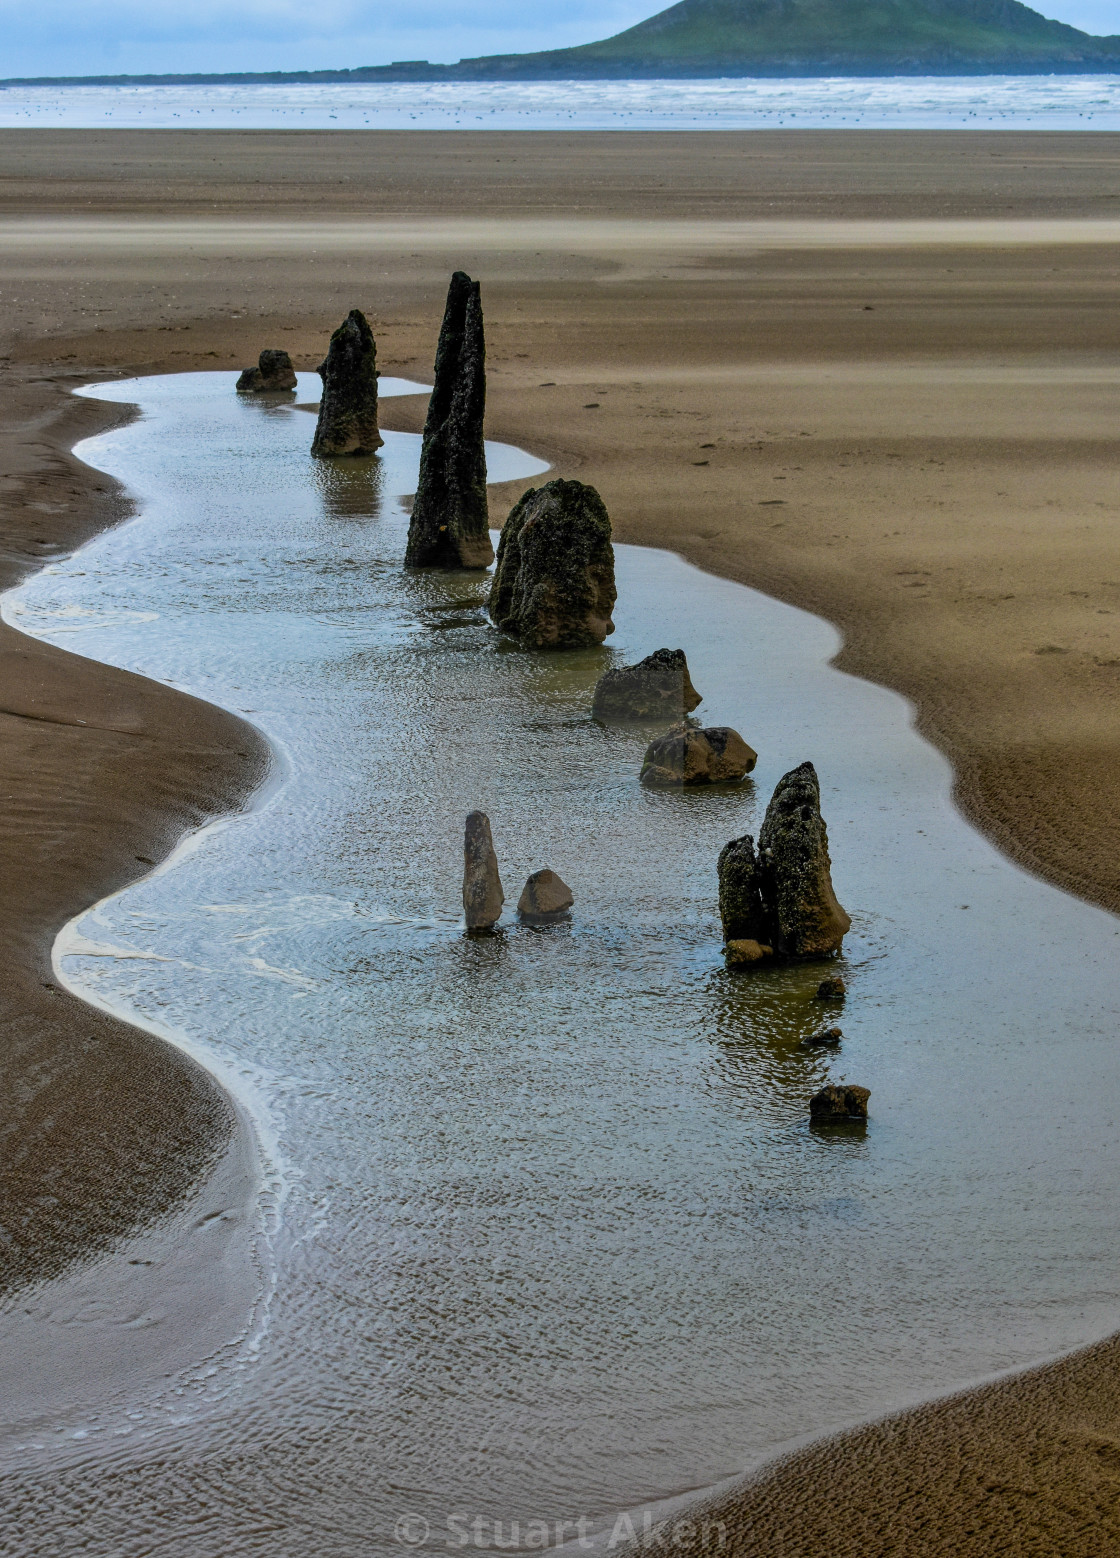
<box><xmin>1</xmin><ymin>75</ymin><xmax>1119</xmax><ymax>129</ymax></box>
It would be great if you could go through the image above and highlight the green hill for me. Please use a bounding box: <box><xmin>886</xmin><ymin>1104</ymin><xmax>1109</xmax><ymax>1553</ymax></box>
<box><xmin>4</xmin><ymin>0</ymin><xmax>1120</xmax><ymax>85</ymax></box>
<box><xmin>459</xmin><ymin>0</ymin><xmax>1120</xmax><ymax>77</ymax></box>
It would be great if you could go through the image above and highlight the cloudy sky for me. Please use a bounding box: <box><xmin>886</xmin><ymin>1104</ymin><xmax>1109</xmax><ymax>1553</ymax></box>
<box><xmin>2</xmin><ymin>0</ymin><xmax>1117</xmax><ymax>80</ymax></box>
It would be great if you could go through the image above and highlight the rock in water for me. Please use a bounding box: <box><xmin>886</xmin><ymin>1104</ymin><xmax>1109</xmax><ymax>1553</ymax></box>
<box><xmin>592</xmin><ymin>648</ymin><xmax>702</xmax><ymax>721</ymax></box>
<box><xmin>463</xmin><ymin>811</ymin><xmax>504</xmax><ymax>930</ymax></box>
<box><xmin>236</xmin><ymin>349</ymin><xmax>297</xmax><ymax>393</ymax></box>
<box><xmin>311</xmin><ymin>310</ymin><xmax>382</xmax><ymax>457</ymax></box>
<box><xmin>758</xmin><ymin>761</ymin><xmax>851</xmax><ymax>958</ymax></box>
<box><xmin>517</xmin><ymin>869</ymin><xmax>574</xmax><ymax>920</ymax></box>
<box><xmin>801</xmin><ymin>1027</ymin><xmax>843</xmax><ymax>1049</ymax></box>
<box><xmin>641</xmin><ymin>724</ymin><xmax>756</xmax><ymax>788</ymax></box>
<box><xmin>809</xmin><ymin>1084</ymin><xmax>869</xmax><ymax>1122</ymax></box>
<box><xmin>816</xmin><ymin>975</ymin><xmax>847</xmax><ymax>1001</ymax></box>
<box><xmin>718</xmin><ymin>834</ymin><xmax>771</xmax><ymax>945</ymax></box>
<box><xmin>489</xmin><ymin>479</ymin><xmax>616</xmax><ymax>650</ymax></box>
<box><xmin>405</xmin><ymin>272</ymin><xmax>491</xmax><ymax>569</ymax></box>
<box><xmin>718</xmin><ymin>765</ymin><xmax>849</xmax><ymax>964</ymax></box>
<box><xmin>724</xmin><ymin>938</ymin><xmax>773</xmax><ymax>966</ymax></box>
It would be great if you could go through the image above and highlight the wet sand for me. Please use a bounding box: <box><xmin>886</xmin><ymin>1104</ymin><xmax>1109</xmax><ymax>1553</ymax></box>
<box><xmin>2</xmin><ymin>129</ymin><xmax>1120</xmax><ymax>1551</ymax></box>
<box><xmin>0</xmin><ymin>382</ymin><xmax>270</xmax><ymax>1297</ymax></box>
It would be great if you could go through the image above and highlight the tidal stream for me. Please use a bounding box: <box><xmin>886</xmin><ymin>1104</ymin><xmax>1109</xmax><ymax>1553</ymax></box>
<box><xmin>2</xmin><ymin>370</ymin><xmax>1120</xmax><ymax>1551</ymax></box>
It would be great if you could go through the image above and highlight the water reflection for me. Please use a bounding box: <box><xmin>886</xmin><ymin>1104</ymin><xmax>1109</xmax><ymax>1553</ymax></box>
<box><xmin>237</xmin><ymin>390</ymin><xmax>298</xmax><ymax>411</ymax></box>
<box><xmin>703</xmin><ymin>962</ymin><xmax>849</xmax><ymax>1113</ymax></box>
<box><xmin>311</xmin><ymin>450</ymin><xmax>385</xmax><ymax>521</ymax></box>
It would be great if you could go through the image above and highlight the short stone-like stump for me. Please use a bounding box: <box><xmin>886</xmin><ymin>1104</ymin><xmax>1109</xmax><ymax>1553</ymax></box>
<box><xmin>809</xmin><ymin>1083</ymin><xmax>869</xmax><ymax>1122</ymax></box>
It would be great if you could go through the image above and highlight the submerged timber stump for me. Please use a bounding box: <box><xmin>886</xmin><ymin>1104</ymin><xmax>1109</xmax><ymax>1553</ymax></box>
<box><xmin>718</xmin><ymin>761</ymin><xmax>850</xmax><ymax>962</ymax></box>
<box><xmin>592</xmin><ymin>648</ymin><xmax>702</xmax><ymax>722</ymax></box>
<box><xmin>718</xmin><ymin>834</ymin><xmax>772</xmax><ymax>947</ymax></box>
<box><xmin>311</xmin><ymin>309</ymin><xmax>382</xmax><ymax>457</ymax></box>
<box><xmin>810</xmin><ymin>1084</ymin><xmax>869</xmax><ymax>1122</ymax></box>
<box><xmin>236</xmin><ymin>349</ymin><xmax>297</xmax><ymax>393</ymax></box>
<box><xmin>406</xmin><ymin>272</ymin><xmax>491</xmax><ymax>569</ymax></box>
<box><xmin>759</xmin><ymin>761</ymin><xmax>851</xmax><ymax>958</ymax></box>
<box><xmin>517</xmin><ymin>869</ymin><xmax>574</xmax><ymax>922</ymax></box>
<box><xmin>463</xmin><ymin>811</ymin><xmax>504</xmax><ymax>931</ymax></box>
<box><xmin>640</xmin><ymin>724</ymin><xmax>756</xmax><ymax>788</ymax></box>
<box><xmin>488</xmin><ymin>479</ymin><xmax>617</xmax><ymax>650</ymax></box>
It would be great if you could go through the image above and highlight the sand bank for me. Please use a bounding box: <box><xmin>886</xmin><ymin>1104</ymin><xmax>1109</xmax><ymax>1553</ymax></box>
<box><xmin>2</xmin><ymin>129</ymin><xmax>1120</xmax><ymax>1552</ymax></box>
<box><xmin>0</xmin><ymin>380</ymin><xmax>270</xmax><ymax>1299</ymax></box>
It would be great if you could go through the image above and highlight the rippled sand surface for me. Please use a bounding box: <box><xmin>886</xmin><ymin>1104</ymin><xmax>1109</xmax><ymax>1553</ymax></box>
<box><xmin>4</xmin><ymin>371</ymin><xmax>1120</xmax><ymax>1551</ymax></box>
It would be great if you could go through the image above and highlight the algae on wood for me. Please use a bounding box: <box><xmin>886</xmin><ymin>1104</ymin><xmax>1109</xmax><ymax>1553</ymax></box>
<box><xmin>311</xmin><ymin>310</ymin><xmax>382</xmax><ymax>457</ymax></box>
<box><xmin>406</xmin><ymin>272</ymin><xmax>491</xmax><ymax>569</ymax></box>
<box><xmin>489</xmin><ymin>479</ymin><xmax>616</xmax><ymax>650</ymax></box>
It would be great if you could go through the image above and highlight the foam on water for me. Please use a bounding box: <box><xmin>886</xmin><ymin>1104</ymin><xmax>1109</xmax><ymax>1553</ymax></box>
<box><xmin>0</xmin><ymin>75</ymin><xmax>1119</xmax><ymax>129</ymax></box>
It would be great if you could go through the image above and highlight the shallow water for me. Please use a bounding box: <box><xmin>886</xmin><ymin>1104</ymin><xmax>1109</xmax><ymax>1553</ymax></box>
<box><xmin>4</xmin><ymin>370</ymin><xmax>1120</xmax><ymax>1548</ymax></box>
<box><xmin>1</xmin><ymin>76</ymin><xmax>1119</xmax><ymax>129</ymax></box>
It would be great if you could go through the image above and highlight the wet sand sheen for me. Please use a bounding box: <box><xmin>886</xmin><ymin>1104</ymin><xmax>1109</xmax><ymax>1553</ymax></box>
<box><xmin>3</xmin><ymin>370</ymin><xmax>1120</xmax><ymax>1550</ymax></box>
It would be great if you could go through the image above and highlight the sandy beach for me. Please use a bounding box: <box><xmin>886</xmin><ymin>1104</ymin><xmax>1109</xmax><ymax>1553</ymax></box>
<box><xmin>3</xmin><ymin>128</ymin><xmax>1120</xmax><ymax>1551</ymax></box>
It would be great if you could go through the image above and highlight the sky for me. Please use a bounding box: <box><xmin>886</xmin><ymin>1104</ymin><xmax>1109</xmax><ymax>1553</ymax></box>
<box><xmin>1</xmin><ymin>0</ymin><xmax>1118</xmax><ymax>81</ymax></box>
